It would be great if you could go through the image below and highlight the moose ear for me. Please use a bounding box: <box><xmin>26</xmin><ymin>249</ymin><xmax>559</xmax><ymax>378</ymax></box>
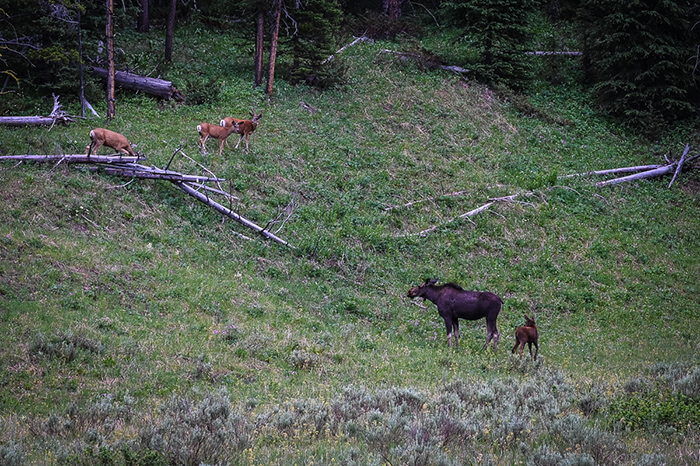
<box><xmin>428</xmin><ymin>278</ymin><xmax>438</xmax><ymax>285</ymax></box>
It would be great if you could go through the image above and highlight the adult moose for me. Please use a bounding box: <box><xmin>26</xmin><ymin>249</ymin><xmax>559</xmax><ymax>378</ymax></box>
<box><xmin>407</xmin><ymin>278</ymin><xmax>502</xmax><ymax>350</ymax></box>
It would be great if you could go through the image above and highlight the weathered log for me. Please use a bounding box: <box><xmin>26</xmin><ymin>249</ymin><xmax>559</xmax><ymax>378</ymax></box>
<box><xmin>380</xmin><ymin>49</ymin><xmax>469</xmax><ymax>73</ymax></box>
<box><xmin>668</xmin><ymin>144</ymin><xmax>690</xmax><ymax>188</ymax></box>
<box><xmin>525</xmin><ymin>51</ymin><xmax>582</xmax><ymax>56</ymax></box>
<box><xmin>596</xmin><ymin>153</ymin><xmax>700</xmax><ymax>187</ymax></box>
<box><xmin>92</xmin><ymin>67</ymin><xmax>184</xmax><ymax>101</ymax></box>
<box><xmin>563</xmin><ymin>165</ymin><xmax>663</xmax><ymax>178</ymax></box>
<box><xmin>0</xmin><ymin>116</ymin><xmax>74</xmax><ymax>126</ymax></box>
<box><xmin>0</xmin><ymin>94</ymin><xmax>75</xmax><ymax>126</ymax></box>
<box><xmin>174</xmin><ymin>181</ymin><xmax>294</xmax><ymax>248</ymax></box>
<box><xmin>0</xmin><ymin>154</ymin><xmax>139</xmax><ymax>163</ymax></box>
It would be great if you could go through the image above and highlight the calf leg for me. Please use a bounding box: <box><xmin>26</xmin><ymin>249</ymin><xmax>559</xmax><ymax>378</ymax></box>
<box><xmin>511</xmin><ymin>340</ymin><xmax>521</xmax><ymax>355</ymax></box>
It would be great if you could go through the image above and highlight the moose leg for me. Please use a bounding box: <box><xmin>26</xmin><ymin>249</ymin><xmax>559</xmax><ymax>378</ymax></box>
<box><xmin>484</xmin><ymin>320</ymin><xmax>500</xmax><ymax>350</ymax></box>
<box><xmin>533</xmin><ymin>341</ymin><xmax>538</xmax><ymax>360</ymax></box>
<box><xmin>444</xmin><ymin>318</ymin><xmax>453</xmax><ymax>347</ymax></box>
<box><xmin>527</xmin><ymin>342</ymin><xmax>533</xmax><ymax>358</ymax></box>
<box><xmin>453</xmin><ymin>321</ymin><xmax>460</xmax><ymax>350</ymax></box>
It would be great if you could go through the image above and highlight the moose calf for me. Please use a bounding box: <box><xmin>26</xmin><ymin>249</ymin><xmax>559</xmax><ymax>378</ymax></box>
<box><xmin>512</xmin><ymin>314</ymin><xmax>538</xmax><ymax>359</ymax></box>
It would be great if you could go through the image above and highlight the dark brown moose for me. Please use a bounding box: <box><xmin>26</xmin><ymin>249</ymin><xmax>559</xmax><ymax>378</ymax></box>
<box><xmin>512</xmin><ymin>314</ymin><xmax>538</xmax><ymax>360</ymax></box>
<box><xmin>407</xmin><ymin>278</ymin><xmax>503</xmax><ymax>350</ymax></box>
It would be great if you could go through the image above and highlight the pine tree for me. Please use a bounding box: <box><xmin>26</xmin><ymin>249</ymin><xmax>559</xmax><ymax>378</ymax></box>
<box><xmin>441</xmin><ymin>0</ymin><xmax>540</xmax><ymax>90</ymax></box>
<box><xmin>579</xmin><ymin>0</ymin><xmax>700</xmax><ymax>134</ymax></box>
<box><xmin>289</xmin><ymin>0</ymin><xmax>344</xmax><ymax>88</ymax></box>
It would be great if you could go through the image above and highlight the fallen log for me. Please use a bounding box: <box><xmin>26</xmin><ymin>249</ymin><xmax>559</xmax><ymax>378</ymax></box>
<box><xmin>596</xmin><ymin>152</ymin><xmax>700</xmax><ymax>187</ymax></box>
<box><xmin>0</xmin><ymin>154</ymin><xmax>139</xmax><ymax>163</ymax></box>
<box><xmin>0</xmin><ymin>94</ymin><xmax>75</xmax><ymax>127</ymax></box>
<box><xmin>379</xmin><ymin>49</ymin><xmax>469</xmax><ymax>73</ymax></box>
<box><xmin>563</xmin><ymin>165</ymin><xmax>663</xmax><ymax>178</ymax></box>
<box><xmin>174</xmin><ymin>181</ymin><xmax>294</xmax><ymax>248</ymax></box>
<box><xmin>91</xmin><ymin>67</ymin><xmax>184</xmax><ymax>101</ymax></box>
<box><xmin>0</xmin><ymin>115</ymin><xmax>74</xmax><ymax>126</ymax></box>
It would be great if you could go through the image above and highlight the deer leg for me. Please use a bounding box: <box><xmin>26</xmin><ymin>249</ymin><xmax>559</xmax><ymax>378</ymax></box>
<box><xmin>234</xmin><ymin>134</ymin><xmax>243</xmax><ymax>149</ymax></box>
<box><xmin>200</xmin><ymin>135</ymin><xmax>209</xmax><ymax>154</ymax></box>
<box><xmin>89</xmin><ymin>141</ymin><xmax>102</xmax><ymax>155</ymax></box>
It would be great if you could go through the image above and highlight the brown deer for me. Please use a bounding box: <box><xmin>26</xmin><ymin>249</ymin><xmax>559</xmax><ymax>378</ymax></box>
<box><xmin>86</xmin><ymin>128</ymin><xmax>136</xmax><ymax>156</ymax></box>
<box><xmin>512</xmin><ymin>314</ymin><xmax>538</xmax><ymax>359</ymax></box>
<box><xmin>222</xmin><ymin>111</ymin><xmax>263</xmax><ymax>151</ymax></box>
<box><xmin>197</xmin><ymin>120</ymin><xmax>240</xmax><ymax>157</ymax></box>
<box><xmin>407</xmin><ymin>279</ymin><xmax>502</xmax><ymax>350</ymax></box>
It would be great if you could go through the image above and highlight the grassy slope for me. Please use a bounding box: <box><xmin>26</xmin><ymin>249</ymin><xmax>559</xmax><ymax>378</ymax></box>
<box><xmin>1</xmin><ymin>25</ymin><xmax>700</xmax><ymax>463</ymax></box>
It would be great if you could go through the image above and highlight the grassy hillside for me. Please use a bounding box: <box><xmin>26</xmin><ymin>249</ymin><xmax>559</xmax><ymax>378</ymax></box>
<box><xmin>1</xmin><ymin>26</ymin><xmax>700</xmax><ymax>465</ymax></box>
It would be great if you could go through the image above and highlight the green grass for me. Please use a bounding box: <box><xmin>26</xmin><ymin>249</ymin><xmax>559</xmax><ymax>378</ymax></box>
<box><xmin>1</xmin><ymin>24</ymin><xmax>700</xmax><ymax>465</ymax></box>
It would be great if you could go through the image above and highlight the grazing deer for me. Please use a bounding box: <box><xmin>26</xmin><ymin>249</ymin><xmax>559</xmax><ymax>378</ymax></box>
<box><xmin>86</xmin><ymin>128</ymin><xmax>136</xmax><ymax>156</ymax></box>
<box><xmin>512</xmin><ymin>314</ymin><xmax>539</xmax><ymax>360</ymax></box>
<box><xmin>222</xmin><ymin>111</ymin><xmax>263</xmax><ymax>151</ymax></box>
<box><xmin>197</xmin><ymin>120</ymin><xmax>240</xmax><ymax>157</ymax></box>
<box><xmin>407</xmin><ymin>278</ymin><xmax>502</xmax><ymax>350</ymax></box>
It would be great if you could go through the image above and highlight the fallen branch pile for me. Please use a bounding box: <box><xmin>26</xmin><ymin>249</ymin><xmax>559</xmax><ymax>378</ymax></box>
<box><xmin>0</xmin><ymin>153</ymin><xmax>293</xmax><ymax>248</ymax></box>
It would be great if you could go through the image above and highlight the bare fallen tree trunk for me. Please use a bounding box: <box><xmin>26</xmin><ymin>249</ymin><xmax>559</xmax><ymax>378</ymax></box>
<box><xmin>0</xmin><ymin>153</ymin><xmax>293</xmax><ymax>248</ymax></box>
<box><xmin>0</xmin><ymin>116</ymin><xmax>72</xmax><ymax>126</ymax></box>
<box><xmin>563</xmin><ymin>165</ymin><xmax>663</xmax><ymax>178</ymax></box>
<box><xmin>0</xmin><ymin>154</ymin><xmax>139</xmax><ymax>163</ymax></box>
<box><xmin>524</xmin><ymin>51</ymin><xmax>582</xmax><ymax>56</ymax></box>
<box><xmin>379</xmin><ymin>49</ymin><xmax>469</xmax><ymax>73</ymax></box>
<box><xmin>597</xmin><ymin>151</ymin><xmax>700</xmax><ymax>187</ymax></box>
<box><xmin>92</xmin><ymin>67</ymin><xmax>184</xmax><ymax>101</ymax></box>
<box><xmin>174</xmin><ymin>181</ymin><xmax>294</xmax><ymax>248</ymax></box>
<box><xmin>0</xmin><ymin>94</ymin><xmax>75</xmax><ymax>126</ymax></box>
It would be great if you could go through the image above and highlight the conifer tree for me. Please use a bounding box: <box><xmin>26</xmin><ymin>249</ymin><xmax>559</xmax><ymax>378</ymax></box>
<box><xmin>579</xmin><ymin>0</ymin><xmax>700</xmax><ymax>134</ymax></box>
<box><xmin>289</xmin><ymin>0</ymin><xmax>343</xmax><ymax>87</ymax></box>
<box><xmin>440</xmin><ymin>0</ymin><xmax>540</xmax><ymax>90</ymax></box>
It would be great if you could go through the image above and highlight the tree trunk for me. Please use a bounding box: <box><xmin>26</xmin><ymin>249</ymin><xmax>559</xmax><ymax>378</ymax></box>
<box><xmin>165</xmin><ymin>0</ymin><xmax>176</xmax><ymax>62</ymax></box>
<box><xmin>137</xmin><ymin>0</ymin><xmax>149</xmax><ymax>32</ymax></box>
<box><xmin>254</xmin><ymin>8</ymin><xmax>264</xmax><ymax>87</ymax></box>
<box><xmin>265</xmin><ymin>0</ymin><xmax>281</xmax><ymax>96</ymax></box>
<box><xmin>0</xmin><ymin>116</ymin><xmax>73</xmax><ymax>126</ymax></box>
<box><xmin>384</xmin><ymin>0</ymin><xmax>402</xmax><ymax>19</ymax></box>
<box><xmin>78</xmin><ymin>0</ymin><xmax>85</xmax><ymax>118</ymax></box>
<box><xmin>106</xmin><ymin>0</ymin><xmax>115</xmax><ymax>120</ymax></box>
<box><xmin>92</xmin><ymin>67</ymin><xmax>184</xmax><ymax>100</ymax></box>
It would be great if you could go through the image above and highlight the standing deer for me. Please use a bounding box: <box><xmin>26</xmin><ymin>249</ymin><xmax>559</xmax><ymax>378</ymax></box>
<box><xmin>86</xmin><ymin>128</ymin><xmax>136</xmax><ymax>156</ymax></box>
<box><xmin>407</xmin><ymin>278</ymin><xmax>502</xmax><ymax>350</ymax></box>
<box><xmin>222</xmin><ymin>111</ymin><xmax>263</xmax><ymax>151</ymax></box>
<box><xmin>512</xmin><ymin>314</ymin><xmax>538</xmax><ymax>360</ymax></box>
<box><xmin>197</xmin><ymin>120</ymin><xmax>240</xmax><ymax>157</ymax></box>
